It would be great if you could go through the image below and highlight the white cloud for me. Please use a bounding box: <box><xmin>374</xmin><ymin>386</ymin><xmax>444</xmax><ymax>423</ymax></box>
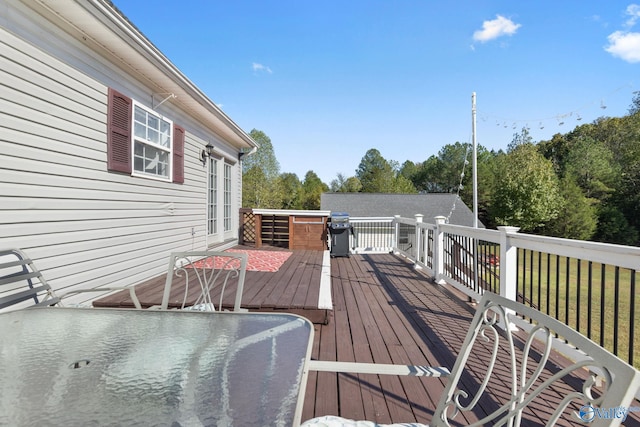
<box><xmin>624</xmin><ymin>4</ymin><xmax>640</xmax><ymax>28</ymax></box>
<box><xmin>605</xmin><ymin>30</ymin><xmax>640</xmax><ymax>62</ymax></box>
<box><xmin>473</xmin><ymin>15</ymin><xmax>521</xmax><ymax>43</ymax></box>
<box><xmin>252</xmin><ymin>62</ymin><xmax>273</xmax><ymax>74</ymax></box>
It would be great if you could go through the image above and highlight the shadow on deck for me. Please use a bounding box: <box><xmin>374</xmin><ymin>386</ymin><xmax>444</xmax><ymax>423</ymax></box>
<box><xmin>94</xmin><ymin>249</ymin><xmax>640</xmax><ymax>425</ymax></box>
<box><xmin>304</xmin><ymin>253</ymin><xmax>640</xmax><ymax>426</ymax></box>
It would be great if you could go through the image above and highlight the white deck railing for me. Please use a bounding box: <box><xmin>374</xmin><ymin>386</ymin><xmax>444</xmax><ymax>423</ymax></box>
<box><xmin>349</xmin><ymin>215</ymin><xmax>640</xmax><ymax>370</ymax></box>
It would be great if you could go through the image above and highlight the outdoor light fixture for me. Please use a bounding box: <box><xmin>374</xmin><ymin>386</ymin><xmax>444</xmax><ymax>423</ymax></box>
<box><xmin>201</xmin><ymin>142</ymin><xmax>215</xmax><ymax>165</ymax></box>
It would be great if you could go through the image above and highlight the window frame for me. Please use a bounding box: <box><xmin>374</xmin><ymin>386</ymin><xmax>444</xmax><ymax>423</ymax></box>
<box><xmin>207</xmin><ymin>157</ymin><xmax>218</xmax><ymax>235</ymax></box>
<box><xmin>224</xmin><ymin>163</ymin><xmax>232</xmax><ymax>232</ymax></box>
<box><xmin>107</xmin><ymin>88</ymin><xmax>184</xmax><ymax>184</ymax></box>
<box><xmin>131</xmin><ymin>101</ymin><xmax>173</xmax><ymax>182</ymax></box>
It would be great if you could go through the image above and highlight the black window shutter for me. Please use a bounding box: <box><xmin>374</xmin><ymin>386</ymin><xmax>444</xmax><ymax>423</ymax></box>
<box><xmin>173</xmin><ymin>124</ymin><xmax>185</xmax><ymax>184</ymax></box>
<box><xmin>107</xmin><ymin>88</ymin><xmax>132</xmax><ymax>173</ymax></box>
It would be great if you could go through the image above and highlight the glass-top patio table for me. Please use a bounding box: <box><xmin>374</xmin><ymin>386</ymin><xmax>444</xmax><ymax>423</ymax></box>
<box><xmin>0</xmin><ymin>307</ymin><xmax>314</xmax><ymax>426</ymax></box>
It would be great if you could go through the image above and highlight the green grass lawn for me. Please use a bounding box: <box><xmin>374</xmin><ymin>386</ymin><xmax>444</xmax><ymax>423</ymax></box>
<box><xmin>514</xmin><ymin>250</ymin><xmax>639</xmax><ymax>369</ymax></box>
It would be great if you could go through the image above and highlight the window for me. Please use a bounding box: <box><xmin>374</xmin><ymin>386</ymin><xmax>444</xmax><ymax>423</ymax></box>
<box><xmin>207</xmin><ymin>158</ymin><xmax>218</xmax><ymax>235</ymax></box>
<box><xmin>224</xmin><ymin>163</ymin><xmax>231</xmax><ymax>231</ymax></box>
<box><xmin>107</xmin><ymin>88</ymin><xmax>184</xmax><ymax>183</ymax></box>
<box><xmin>132</xmin><ymin>103</ymin><xmax>172</xmax><ymax>180</ymax></box>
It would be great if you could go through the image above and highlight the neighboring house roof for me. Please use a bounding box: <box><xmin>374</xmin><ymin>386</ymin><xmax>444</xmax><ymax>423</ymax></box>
<box><xmin>28</xmin><ymin>0</ymin><xmax>257</xmax><ymax>152</ymax></box>
<box><xmin>321</xmin><ymin>193</ymin><xmax>482</xmax><ymax>227</ymax></box>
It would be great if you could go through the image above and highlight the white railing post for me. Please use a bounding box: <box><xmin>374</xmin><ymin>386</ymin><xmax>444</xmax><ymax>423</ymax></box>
<box><xmin>393</xmin><ymin>215</ymin><xmax>400</xmax><ymax>253</ymax></box>
<box><xmin>433</xmin><ymin>216</ymin><xmax>447</xmax><ymax>285</ymax></box>
<box><xmin>498</xmin><ymin>226</ymin><xmax>520</xmax><ymax>302</ymax></box>
<box><xmin>414</xmin><ymin>214</ymin><xmax>423</xmax><ymax>268</ymax></box>
<box><xmin>498</xmin><ymin>226</ymin><xmax>520</xmax><ymax>330</ymax></box>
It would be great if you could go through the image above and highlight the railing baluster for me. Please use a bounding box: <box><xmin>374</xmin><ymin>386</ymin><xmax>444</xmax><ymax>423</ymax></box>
<box><xmin>529</xmin><ymin>250</ymin><xmax>534</xmax><ymax>308</ymax></box>
<box><xmin>576</xmin><ymin>259</ymin><xmax>581</xmax><ymax>333</ymax></box>
<box><xmin>537</xmin><ymin>251</ymin><xmax>542</xmax><ymax>311</ymax></box>
<box><xmin>545</xmin><ymin>253</ymin><xmax>551</xmax><ymax>316</ymax></box>
<box><xmin>555</xmin><ymin>255</ymin><xmax>560</xmax><ymax>322</ymax></box>
<box><xmin>565</xmin><ymin>256</ymin><xmax>570</xmax><ymax>327</ymax></box>
<box><xmin>587</xmin><ymin>261</ymin><xmax>593</xmax><ymax>340</ymax></box>
<box><xmin>614</xmin><ymin>266</ymin><xmax>620</xmax><ymax>356</ymax></box>
<box><xmin>600</xmin><ymin>265</ymin><xmax>606</xmax><ymax>348</ymax></box>
<box><xmin>630</xmin><ymin>270</ymin><xmax>636</xmax><ymax>366</ymax></box>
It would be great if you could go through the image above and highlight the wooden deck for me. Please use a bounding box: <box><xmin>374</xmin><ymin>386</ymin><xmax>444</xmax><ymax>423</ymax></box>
<box><xmin>94</xmin><ymin>249</ymin><xmax>640</xmax><ymax>425</ymax></box>
<box><xmin>93</xmin><ymin>248</ymin><xmax>330</xmax><ymax>324</ymax></box>
<box><xmin>304</xmin><ymin>253</ymin><xmax>640</xmax><ymax>425</ymax></box>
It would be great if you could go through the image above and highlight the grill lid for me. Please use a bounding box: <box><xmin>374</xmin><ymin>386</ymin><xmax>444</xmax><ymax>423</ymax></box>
<box><xmin>330</xmin><ymin>212</ymin><xmax>349</xmax><ymax>222</ymax></box>
<box><xmin>329</xmin><ymin>212</ymin><xmax>350</xmax><ymax>229</ymax></box>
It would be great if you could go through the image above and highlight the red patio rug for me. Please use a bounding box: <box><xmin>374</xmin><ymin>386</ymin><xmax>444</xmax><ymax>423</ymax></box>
<box><xmin>193</xmin><ymin>249</ymin><xmax>293</xmax><ymax>273</ymax></box>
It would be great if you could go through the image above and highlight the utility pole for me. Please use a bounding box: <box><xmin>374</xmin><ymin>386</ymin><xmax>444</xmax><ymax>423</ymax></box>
<box><xmin>472</xmin><ymin>92</ymin><xmax>478</xmax><ymax>228</ymax></box>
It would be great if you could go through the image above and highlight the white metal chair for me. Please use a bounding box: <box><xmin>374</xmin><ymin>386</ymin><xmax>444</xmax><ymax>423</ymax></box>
<box><xmin>0</xmin><ymin>248</ymin><xmax>60</xmax><ymax>310</ymax></box>
<box><xmin>160</xmin><ymin>251</ymin><xmax>248</xmax><ymax>312</ymax></box>
<box><xmin>0</xmin><ymin>247</ymin><xmax>149</xmax><ymax>310</ymax></box>
<box><xmin>303</xmin><ymin>291</ymin><xmax>640</xmax><ymax>427</ymax></box>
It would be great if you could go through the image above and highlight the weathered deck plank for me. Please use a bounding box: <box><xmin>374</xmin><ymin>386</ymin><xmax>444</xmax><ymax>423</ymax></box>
<box><xmin>304</xmin><ymin>254</ymin><xmax>640</xmax><ymax>426</ymax></box>
<box><xmin>93</xmin><ymin>248</ymin><xmax>329</xmax><ymax>322</ymax></box>
<box><xmin>92</xmin><ymin>249</ymin><xmax>640</xmax><ymax>425</ymax></box>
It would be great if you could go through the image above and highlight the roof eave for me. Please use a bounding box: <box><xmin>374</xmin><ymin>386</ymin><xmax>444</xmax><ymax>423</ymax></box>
<box><xmin>31</xmin><ymin>0</ymin><xmax>257</xmax><ymax>151</ymax></box>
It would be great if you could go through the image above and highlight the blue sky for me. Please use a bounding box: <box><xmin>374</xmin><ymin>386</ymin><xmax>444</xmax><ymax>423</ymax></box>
<box><xmin>112</xmin><ymin>1</ymin><xmax>640</xmax><ymax>184</ymax></box>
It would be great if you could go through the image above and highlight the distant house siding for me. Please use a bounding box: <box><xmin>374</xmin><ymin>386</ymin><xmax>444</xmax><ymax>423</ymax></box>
<box><xmin>0</xmin><ymin>21</ymin><xmax>240</xmax><ymax>302</ymax></box>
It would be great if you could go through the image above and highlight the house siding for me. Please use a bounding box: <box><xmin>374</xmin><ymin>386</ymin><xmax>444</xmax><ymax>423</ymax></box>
<box><xmin>0</xmin><ymin>6</ymin><xmax>246</xmax><ymax>304</ymax></box>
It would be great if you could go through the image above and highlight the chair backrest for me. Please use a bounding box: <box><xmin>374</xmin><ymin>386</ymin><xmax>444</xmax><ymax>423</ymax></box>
<box><xmin>431</xmin><ymin>292</ymin><xmax>640</xmax><ymax>427</ymax></box>
<box><xmin>0</xmin><ymin>248</ymin><xmax>60</xmax><ymax>311</ymax></box>
<box><xmin>160</xmin><ymin>251</ymin><xmax>248</xmax><ymax>311</ymax></box>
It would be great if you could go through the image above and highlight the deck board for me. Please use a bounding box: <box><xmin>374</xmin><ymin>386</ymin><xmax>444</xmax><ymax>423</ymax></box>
<box><xmin>93</xmin><ymin>249</ymin><xmax>640</xmax><ymax>426</ymax></box>
<box><xmin>93</xmin><ymin>248</ymin><xmax>330</xmax><ymax>323</ymax></box>
<box><xmin>305</xmin><ymin>254</ymin><xmax>640</xmax><ymax>426</ymax></box>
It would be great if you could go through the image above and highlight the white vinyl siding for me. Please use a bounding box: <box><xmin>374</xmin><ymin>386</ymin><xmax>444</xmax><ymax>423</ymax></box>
<box><xmin>0</xmin><ymin>23</ymin><xmax>228</xmax><ymax>303</ymax></box>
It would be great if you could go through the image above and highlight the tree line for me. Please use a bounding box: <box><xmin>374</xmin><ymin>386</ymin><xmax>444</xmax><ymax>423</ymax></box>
<box><xmin>243</xmin><ymin>93</ymin><xmax>640</xmax><ymax>246</ymax></box>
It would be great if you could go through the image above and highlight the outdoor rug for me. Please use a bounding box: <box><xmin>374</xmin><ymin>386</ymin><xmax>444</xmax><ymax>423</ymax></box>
<box><xmin>193</xmin><ymin>249</ymin><xmax>293</xmax><ymax>273</ymax></box>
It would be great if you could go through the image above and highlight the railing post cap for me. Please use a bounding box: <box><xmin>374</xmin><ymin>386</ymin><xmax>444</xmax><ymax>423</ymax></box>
<box><xmin>414</xmin><ymin>214</ymin><xmax>424</xmax><ymax>222</ymax></box>
<box><xmin>434</xmin><ymin>216</ymin><xmax>447</xmax><ymax>224</ymax></box>
<box><xmin>497</xmin><ymin>226</ymin><xmax>520</xmax><ymax>233</ymax></box>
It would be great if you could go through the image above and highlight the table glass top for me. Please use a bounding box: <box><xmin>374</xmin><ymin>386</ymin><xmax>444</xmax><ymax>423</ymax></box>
<box><xmin>0</xmin><ymin>308</ymin><xmax>313</xmax><ymax>426</ymax></box>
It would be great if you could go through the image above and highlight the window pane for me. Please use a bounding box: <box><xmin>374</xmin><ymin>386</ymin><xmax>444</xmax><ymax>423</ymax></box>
<box><xmin>134</xmin><ymin>106</ymin><xmax>146</xmax><ymax>125</ymax></box>
<box><xmin>148</xmin><ymin>128</ymin><xmax>159</xmax><ymax>144</ymax></box>
<box><xmin>134</xmin><ymin>122</ymin><xmax>146</xmax><ymax>140</ymax></box>
<box><xmin>147</xmin><ymin>114</ymin><xmax>159</xmax><ymax>130</ymax></box>
<box><xmin>160</xmin><ymin>120</ymin><xmax>171</xmax><ymax>148</ymax></box>
<box><xmin>133</xmin><ymin>141</ymin><xmax>169</xmax><ymax>179</ymax></box>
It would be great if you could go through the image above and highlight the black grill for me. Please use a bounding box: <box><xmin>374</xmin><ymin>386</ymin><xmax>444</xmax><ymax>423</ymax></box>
<box><xmin>328</xmin><ymin>212</ymin><xmax>352</xmax><ymax>257</ymax></box>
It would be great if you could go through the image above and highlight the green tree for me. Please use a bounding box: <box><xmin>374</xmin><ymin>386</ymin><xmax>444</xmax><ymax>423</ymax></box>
<box><xmin>542</xmin><ymin>175</ymin><xmax>597</xmax><ymax>240</ymax></box>
<box><xmin>279</xmin><ymin>173</ymin><xmax>303</xmax><ymax>209</ymax></box>
<box><xmin>300</xmin><ymin>171</ymin><xmax>329</xmax><ymax>209</ymax></box>
<box><xmin>412</xmin><ymin>142</ymin><xmax>471</xmax><ymax>193</ymax></box>
<box><xmin>398</xmin><ymin>160</ymin><xmax>420</xmax><ymax>182</ymax></box>
<box><xmin>491</xmin><ymin>143</ymin><xmax>562</xmax><ymax>232</ymax></box>
<box><xmin>242</xmin><ymin>129</ymin><xmax>282</xmax><ymax>208</ymax></box>
<box><xmin>242</xmin><ymin>166</ymin><xmax>283</xmax><ymax>208</ymax></box>
<box><xmin>356</xmin><ymin>149</ymin><xmax>396</xmax><ymax>192</ymax></box>
<box><xmin>242</xmin><ymin>129</ymin><xmax>280</xmax><ymax>178</ymax></box>
<box><xmin>356</xmin><ymin>149</ymin><xmax>417</xmax><ymax>193</ymax></box>
<box><xmin>595</xmin><ymin>204</ymin><xmax>639</xmax><ymax>245</ymax></box>
<box><xmin>330</xmin><ymin>173</ymin><xmax>362</xmax><ymax>192</ymax></box>
<box><xmin>564</xmin><ymin>136</ymin><xmax>617</xmax><ymax>199</ymax></box>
